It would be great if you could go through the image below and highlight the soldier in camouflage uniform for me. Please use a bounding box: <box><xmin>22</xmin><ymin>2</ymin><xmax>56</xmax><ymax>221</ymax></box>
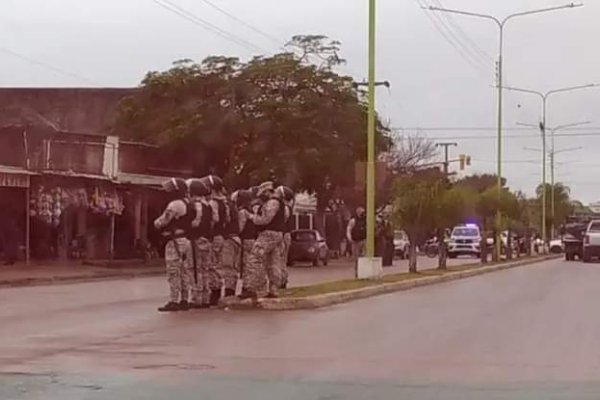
<box><xmin>220</xmin><ymin>190</ymin><xmax>241</xmax><ymax>298</ymax></box>
<box><xmin>240</xmin><ymin>181</ymin><xmax>286</xmax><ymax>299</ymax></box>
<box><xmin>234</xmin><ymin>189</ymin><xmax>260</xmax><ymax>292</ymax></box>
<box><xmin>186</xmin><ymin>178</ymin><xmax>214</xmax><ymax>309</ymax></box>
<box><xmin>277</xmin><ymin>186</ymin><xmax>295</xmax><ymax>290</ymax></box>
<box><xmin>201</xmin><ymin>175</ymin><xmax>227</xmax><ymax>306</ymax></box>
<box><xmin>154</xmin><ymin>178</ymin><xmax>195</xmax><ymax>312</ymax></box>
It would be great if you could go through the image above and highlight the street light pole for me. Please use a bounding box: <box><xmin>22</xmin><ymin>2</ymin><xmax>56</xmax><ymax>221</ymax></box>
<box><xmin>505</xmin><ymin>84</ymin><xmax>597</xmax><ymax>243</ymax></box>
<box><xmin>366</xmin><ymin>0</ymin><xmax>376</xmax><ymax>259</ymax></box>
<box><xmin>436</xmin><ymin>142</ymin><xmax>458</xmax><ymax>175</ymax></box>
<box><xmin>428</xmin><ymin>3</ymin><xmax>583</xmax><ymax>258</ymax></box>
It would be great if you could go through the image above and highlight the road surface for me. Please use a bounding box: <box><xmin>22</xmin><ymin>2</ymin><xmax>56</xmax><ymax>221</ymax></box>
<box><xmin>2</xmin><ymin>257</ymin><xmax>600</xmax><ymax>399</ymax></box>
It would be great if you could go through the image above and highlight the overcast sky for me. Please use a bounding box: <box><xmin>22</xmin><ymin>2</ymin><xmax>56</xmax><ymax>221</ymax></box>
<box><xmin>1</xmin><ymin>0</ymin><xmax>600</xmax><ymax>203</ymax></box>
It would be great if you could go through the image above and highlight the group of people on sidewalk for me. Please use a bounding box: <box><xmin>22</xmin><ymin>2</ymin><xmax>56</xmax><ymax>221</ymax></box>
<box><xmin>153</xmin><ymin>176</ymin><xmax>295</xmax><ymax>312</ymax></box>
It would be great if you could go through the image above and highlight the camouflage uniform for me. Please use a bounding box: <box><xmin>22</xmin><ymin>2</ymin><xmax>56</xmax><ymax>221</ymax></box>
<box><xmin>154</xmin><ymin>199</ymin><xmax>194</xmax><ymax>304</ymax></box>
<box><xmin>239</xmin><ymin>203</ymin><xmax>259</xmax><ymax>286</ymax></box>
<box><xmin>222</xmin><ymin>237</ymin><xmax>241</xmax><ymax>292</ymax></box>
<box><xmin>165</xmin><ymin>238</ymin><xmax>193</xmax><ymax>302</ymax></box>
<box><xmin>190</xmin><ymin>236</ymin><xmax>211</xmax><ymax>304</ymax></box>
<box><xmin>244</xmin><ymin>198</ymin><xmax>286</xmax><ymax>294</ymax></box>
<box><xmin>208</xmin><ymin>199</ymin><xmax>223</xmax><ymax>292</ymax></box>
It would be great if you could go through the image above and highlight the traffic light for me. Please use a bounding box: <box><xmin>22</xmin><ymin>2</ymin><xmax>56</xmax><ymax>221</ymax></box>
<box><xmin>459</xmin><ymin>154</ymin><xmax>466</xmax><ymax>170</ymax></box>
<box><xmin>466</xmin><ymin>155</ymin><xmax>471</xmax><ymax>167</ymax></box>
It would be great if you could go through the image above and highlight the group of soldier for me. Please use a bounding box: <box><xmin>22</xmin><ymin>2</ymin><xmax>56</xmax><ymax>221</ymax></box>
<box><xmin>153</xmin><ymin>175</ymin><xmax>295</xmax><ymax>312</ymax></box>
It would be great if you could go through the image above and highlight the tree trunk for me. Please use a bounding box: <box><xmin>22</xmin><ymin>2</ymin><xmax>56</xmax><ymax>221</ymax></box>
<box><xmin>438</xmin><ymin>228</ymin><xmax>447</xmax><ymax>270</ymax></box>
<box><xmin>409</xmin><ymin>243</ymin><xmax>418</xmax><ymax>273</ymax></box>
<box><xmin>506</xmin><ymin>230</ymin><xmax>513</xmax><ymax>260</ymax></box>
<box><xmin>480</xmin><ymin>231</ymin><xmax>488</xmax><ymax>264</ymax></box>
<box><xmin>492</xmin><ymin>230</ymin><xmax>499</xmax><ymax>262</ymax></box>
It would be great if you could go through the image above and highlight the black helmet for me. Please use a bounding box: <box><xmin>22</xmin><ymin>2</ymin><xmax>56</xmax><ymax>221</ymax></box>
<box><xmin>201</xmin><ymin>175</ymin><xmax>224</xmax><ymax>192</ymax></box>
<box><xmin>162</xmin><ymin>178</ymin><xmax>187</xmax><ymax>197</ymax></box>
<box><xmin>277</xmin><ymin>186</ymin><xmax>295</xmax><ymax>202</ymax></box>
<box><xmin>233</xmin><ymin>188</ymin><xmax>254</xmax><ymax>207</ymax></box>
<box><xmin>187</xmin><ymin>178</ymin><xmax>211</xmax><ymax>197</ymax></box>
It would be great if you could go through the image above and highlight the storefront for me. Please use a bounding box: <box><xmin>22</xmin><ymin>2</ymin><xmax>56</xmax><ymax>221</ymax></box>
<box><xmin>29</xmin><ymin>174</ymin><xmax>125</xmax><ymax>260</ymax></box>
<box><xmin>0</xmin><ymin>167</ymin><xmax>34</xmax><ymax>263</ymax></box>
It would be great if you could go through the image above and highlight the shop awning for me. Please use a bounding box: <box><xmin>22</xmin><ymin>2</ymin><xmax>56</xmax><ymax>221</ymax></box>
<box><xmin>0</xmin><ymin>165</ymin><xmax>37</xmax><ymax>187</ymax></box>
<box><xmin>116</xmin><ymin>173</ymin><xmax>168</xmax><ymax>187</ymax></box>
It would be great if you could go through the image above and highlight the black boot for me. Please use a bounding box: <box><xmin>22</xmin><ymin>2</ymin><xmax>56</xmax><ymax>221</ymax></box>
<box><xmin>179</xmin><ymin>300</ymin><xmax>190</xmax><ymax>311</ymax></box>
<box><xmin>224</xmin><ymin>288</ymin><xmax>235</xmax><ymax>298</ymax></box>
<box><xmin>209</xmin><ymin>289</ymin><xmax>221</xmax><ymax>306</ymax></box>
<box><xmin>238</xmin><ymin>289</ymin><xmax>258</xmax><ymax>300</ymax></box>
<box><xmin>190</xmin><ymin>302</ymin><xmax>210</xmax><ymax>309</ymax></box>
<box><xmin>158</xmin><ymin>301</ymin><xmax>180</xmax><ymax>312</ymax></box>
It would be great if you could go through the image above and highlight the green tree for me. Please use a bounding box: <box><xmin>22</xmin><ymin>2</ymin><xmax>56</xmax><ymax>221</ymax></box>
<box><xmin>456</xmin><ymin>174</ymin><xmax>506</xmax><ymax>193</ymax></box>
<box><xmin>392</xmin><ymin>170</ymin><xmax>444</xmax><ymax>273</ymax></box>
<box><xmin>113</xmin><ymin>35</ymin><xmax>390</xmax><ymax>201</ymax></box>
<box><xmin>535</xmin><ymin>183</ymin><xmax>572</xmax><ymax>238</ymax></box>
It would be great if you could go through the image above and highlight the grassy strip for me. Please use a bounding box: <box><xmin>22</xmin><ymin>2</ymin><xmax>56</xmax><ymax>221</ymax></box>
<box><xmin>282</xmin><ymin>263</ymin><xmax>485</xmax><ymax>298</ymax></box>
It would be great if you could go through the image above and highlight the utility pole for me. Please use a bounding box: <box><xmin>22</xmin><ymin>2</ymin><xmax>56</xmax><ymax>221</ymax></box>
<box><xmin>507</xmin><ymin>84</ymin><xmax>598</xmax><ymax>245</ymax></box>
<box><xmin>366</xmin><ymin>0</ymin><xmax>377</xmax><ymax>260</ymax></box>
<box><xmin>436</xmin><ymin>142</ymin><xmax>458</xmax><ymax>175</ymax></box>
<box><xmin>428</xmin><ymin>3</ymin><xmax>583</xmax><ymax>258</ymax></box>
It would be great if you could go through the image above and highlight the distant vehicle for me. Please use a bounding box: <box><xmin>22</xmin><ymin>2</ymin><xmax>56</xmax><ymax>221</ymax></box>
<box><xmin>563</xmin><ymin>221</ymin><xmax>587</xmax><ymax>261</ymax></box>
<box><xmin>393</xmin><ymin>230</ymin><xmax>410</xmax><ymax>259</ymax></box>
<box><xmin>582</xmin><ymin>220</ymin><xmax>600</xmax><ymax>263</ymax></box>
<box><xmin>549</xmin><ymin>238</ymin><xmax>564</xmax><ymax>254</ymax></box>
<box><xmin>448</xmin><ymin>224</ymin><xmax>481</xmax><ymax>259</ymax></box>
<box><xmin>288</xmin><ymin>229</ymin><xmax>329</xmax><ymax>267</ymax></box>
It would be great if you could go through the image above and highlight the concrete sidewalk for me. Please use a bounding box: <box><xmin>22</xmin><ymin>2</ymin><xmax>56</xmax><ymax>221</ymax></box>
<box><xmin>0</xmin><ymin>260</ymin><xmax>163</xmax><ymax>287</ymax></box>
<box><xmin>0</xmin><ymin>255</ymin><xmax>475</xmax><ymax>288</ymax></box>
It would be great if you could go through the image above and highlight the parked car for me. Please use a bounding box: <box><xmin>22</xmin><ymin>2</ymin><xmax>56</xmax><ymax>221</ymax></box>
<box><xmin>582</xmin><ymin>220</ymin><xmax>600</xmax><ymax>262</ymax></box>
<box><xmin>393</xmin><ymin>230</ymin><xmax>410</xmax><ymax>259</ymax></box>
<box><xmin>448</xmin><ymin>224</ymin><xmax>481</xmax><ymax>259</ymax></box>
<box><xmin>288</xmin><ymin>229</ymin><xmax>329</xmax><ymax>267</ymax></box>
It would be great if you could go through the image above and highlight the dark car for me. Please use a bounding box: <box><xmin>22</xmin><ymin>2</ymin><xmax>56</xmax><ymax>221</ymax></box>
<box><xmin>288</xmin><ymin>229</ymin><xmax>329</xmax><ymax>267</ymax></box>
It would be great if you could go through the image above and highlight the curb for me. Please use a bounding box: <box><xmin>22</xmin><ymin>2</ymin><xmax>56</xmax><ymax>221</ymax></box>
<box><xmin>0</xmin><ymin>269</ymin><xmax>163</xmax><ymax>289</ymax></box>
<box><xmin>223</xmin><ymin>255</ymin><xmax>561</xmax><ymax>311</ymax></box>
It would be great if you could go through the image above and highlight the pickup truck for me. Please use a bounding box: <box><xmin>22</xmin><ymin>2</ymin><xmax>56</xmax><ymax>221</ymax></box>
<box><xmin>582</xmin><ymin>220</ymin><xmax>600</xmax><ymax>262</ymax></box>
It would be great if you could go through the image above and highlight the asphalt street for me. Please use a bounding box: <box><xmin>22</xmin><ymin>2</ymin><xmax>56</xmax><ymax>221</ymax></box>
<box><xmin>2</xmin><ymin>257</ymin><xmax>600</xmax><ymax>399</ymax></box>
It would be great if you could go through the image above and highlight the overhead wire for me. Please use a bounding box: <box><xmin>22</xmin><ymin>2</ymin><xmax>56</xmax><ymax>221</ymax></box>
<box><xmin>414</xmin><ymin>0</ymin><xmax>491</xmax><ymax>78</ymax></box>
<box><xmin>0</xmin><ymin>46</ymin><xmax>98</xmax><ymax>85</ymax></box>
<box><xmin>430</xmin><ymin>0</ymin><xmax>494</xmax><ymax>65</ymax></box>
<box><xmin>152</xmin><ymin>0</ymin><xmax>267</xmax><ymax>53</ymax></box>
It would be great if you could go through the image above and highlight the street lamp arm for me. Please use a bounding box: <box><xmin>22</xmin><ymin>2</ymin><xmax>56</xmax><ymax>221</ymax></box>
<box><xmin>551</xmin><ymin>121</ymin><xmax>591</xmax><ymax>132</ymax></box>
<box><xmin>553</xmin><ymin>146</ymin><xmax>584</xmax><ymax>155</ymax></box>
<box><xmin>427</xmin><ymin>6</ymin><xmax>501</xmax><ymax>26</ymax></box>
<box><xmin>546</xmin><ymin>83</ymin><xmax>598</xmax><ymax>98</ymax></box>
<box><xmin>501</xmin><ymin>3</ymin><xmax>583</xmax><ymax>26</ymax></box>
<box><xmin>503</xmin><ymin>86</ymin><xmax>544</xmax><ymax>99</ymax></box>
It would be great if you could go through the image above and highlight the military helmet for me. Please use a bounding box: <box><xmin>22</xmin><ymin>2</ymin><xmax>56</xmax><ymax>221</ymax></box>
<box><xmin>201</xmin><ymin>174</ymin><xmax>224</xmax><ymax>192</ymax></box>
<box><xmin>277</xmin><ymin>186</ymin><xmax>295</xmax><ymax>202</ymax></box>
<box><xmin>162</xmin><ymin>178</ymin><xmax>187</xmax><ymax>197</ymax></box>
<box><xmin>187</xmin><ymin>178</ymin><xmax>211</xmax><ymax>197</ymax></box>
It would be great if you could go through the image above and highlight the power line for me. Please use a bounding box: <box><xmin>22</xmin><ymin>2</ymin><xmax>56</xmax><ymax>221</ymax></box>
<box><xmin>153</xmin><ymin>0</ymin><xmax>267</xmax><ymax>53</ymax></box>
<box><xmin>430</xmin><ymin>0</ymin><xmax>494</xmax><ymax>65</ymax></box>
<box><xmin>395</xmin><ymin>132</ymin><xmax>600</xmax><ymax>141</ymax></box>
<box><xmin>392</xmin><ymin>126</ymin><xmax>600</xmax><ymax>132</ymax></box>
<box><xmin>415</xmin><ymin>0</ymin><xmax>491</xmax><ymax>78</ymax></box>
<box><xmin>0</xmin><ymin>46</ymin><xmax>98</xmax><ymax>85</ymax></box>
<box><xmin>197</xmin><ymin>0</ymin><xmax>284</xmax><ymax>47</ymax></box>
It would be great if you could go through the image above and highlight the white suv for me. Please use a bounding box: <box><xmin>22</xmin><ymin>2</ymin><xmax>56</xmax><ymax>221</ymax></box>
<box><xmin>448</xmin><ymin>224</ymin><xmax>481</xmax><ymax>259</ymax></box>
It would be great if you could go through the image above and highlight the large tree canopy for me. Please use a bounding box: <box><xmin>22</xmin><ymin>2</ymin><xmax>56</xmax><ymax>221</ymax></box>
<box><xmin>113</xmin><ymin>35</ymin><xmax>390</xmax><ymax>196</ymax></box>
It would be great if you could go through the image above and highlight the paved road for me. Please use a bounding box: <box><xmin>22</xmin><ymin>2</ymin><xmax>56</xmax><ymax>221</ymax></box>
<box><xmin>3</xmin><ymin>257</ymin><xmax>600</xmax><ymax>399</ymax></box>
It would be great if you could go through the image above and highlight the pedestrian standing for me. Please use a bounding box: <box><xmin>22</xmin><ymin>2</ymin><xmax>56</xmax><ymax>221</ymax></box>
<box><xmin>240</xmin><ymin>181</ymin><xmax>286</xmax><ymax>299</ymax></box>
<box><xmin>186</xmin><ymin>178</ymin><xmax>213</xmax><ymax>309</ymax></box>
<box><xmin>346</xmin><ymin>206</ymin><xmax>367</xmax><ymax>260</ymax></box>
<box><xmin>154</xmin><ymin>178</ymin><xmax>195</xmax><ymax>312</ymax></box>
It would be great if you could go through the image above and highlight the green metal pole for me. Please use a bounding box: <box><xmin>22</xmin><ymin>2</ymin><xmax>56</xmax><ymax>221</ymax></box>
<box><xmin>542</xmin><ymin>99</ymin><xmax>547</xmax><ymax>251</ymax></box>
<box><xmin>495</xmin><ymin>26</ymin><xmax>504</xmax><ymax>259</ymax></box>
<box><xmin>366</xmin><ymin>0</ymin><xmax>376</xmax><ymax>258</ymax></box>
